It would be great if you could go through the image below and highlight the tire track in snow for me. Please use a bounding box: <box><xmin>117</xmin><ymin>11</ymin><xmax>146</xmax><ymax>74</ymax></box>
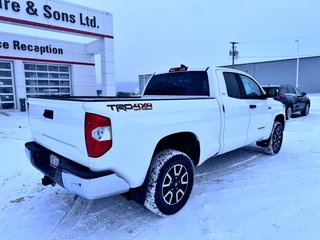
<box><xmin>195</xmin><ymin>150</ymin><xmax>265</xmax><ymax>185</ymax></box>
<box><xmin>46</xmin><ymin>195</ymin><xmax>157</xmax><ymax>240</ymax></box>
<box><xmin>46</xmin><ymin>148</ymin><xmax>268</xmax><ymax>240</ymax></box>
<box><xmin>47</xmin><ymin>197</ymin><xmax>91</xmax><ymax>240</ymax></box>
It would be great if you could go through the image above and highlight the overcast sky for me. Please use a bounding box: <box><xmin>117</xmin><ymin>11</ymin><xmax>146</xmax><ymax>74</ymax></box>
<box><xmin>2</xmin><ymin>0</ymin><xmax>320</xmax><ymax>83</ymax></box>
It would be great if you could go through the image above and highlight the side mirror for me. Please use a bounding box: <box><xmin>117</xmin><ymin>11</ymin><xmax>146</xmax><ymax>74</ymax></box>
<box><xmin>264</xmin><ymin>90</ymin><xmax>277</xmax><ymax>98</ymax></box>
<box><xmin>302</xmin><ymin>92</ymin><xmax>307</xmax><ymax>96</ymax></box>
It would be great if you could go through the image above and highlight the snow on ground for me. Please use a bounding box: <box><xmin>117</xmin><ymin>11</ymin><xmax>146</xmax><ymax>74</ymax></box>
<box><xmin>1</xmin><ymin>95</ymin><xmax>320</xmax><ymax>240</ymax></box>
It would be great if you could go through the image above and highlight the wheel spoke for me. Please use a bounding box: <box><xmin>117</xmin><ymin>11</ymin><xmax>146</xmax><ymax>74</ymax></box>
<box><xmin>181</xmin><ymin>171</ymin><xmax>188</xmax><ymax>185</ymax></box>
<box><xmin>176</xmin><ymin>189</ymin><xmax>185</xmax><ymax>202</ymax></box>
<box><xmin>164</xmin><ymin>191</ymin><xmax>174</xmax><ymax>204</ymax></box>
<box><xmin>174</xmin><ymin>165</ymin><xmax>182</xmax><ymax>176</ymax></box>
<box><xmin>163</xmin><ymin>174</ymin><xmax>172</xmax><ymax>188</ymax></box>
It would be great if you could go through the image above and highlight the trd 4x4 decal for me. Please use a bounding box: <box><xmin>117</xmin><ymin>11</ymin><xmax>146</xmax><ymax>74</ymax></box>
<box><xmin>107</xmin><ymin>103</ymin><xmax>153</xmax><ymax>112</ymax></box>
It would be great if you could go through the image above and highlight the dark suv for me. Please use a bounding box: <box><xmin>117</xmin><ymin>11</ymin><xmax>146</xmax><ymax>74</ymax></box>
<box><xmin>262</xmin><ymin>84</ymin><xmax>310</xmax><ymax>119</ymax></box>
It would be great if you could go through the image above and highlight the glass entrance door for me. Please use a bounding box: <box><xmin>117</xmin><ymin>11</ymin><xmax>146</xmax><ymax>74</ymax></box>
<box><xmin>24</xmin><ymin>63</ymin><xmax>71</xmax><ymax>97</ymax></box>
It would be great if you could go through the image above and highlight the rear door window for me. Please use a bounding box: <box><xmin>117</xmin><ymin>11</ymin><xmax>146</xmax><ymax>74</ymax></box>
<box><xmin>223</xmin><ymin>72</ymin><xmax>242</xmax><ymax>99</ymax></box>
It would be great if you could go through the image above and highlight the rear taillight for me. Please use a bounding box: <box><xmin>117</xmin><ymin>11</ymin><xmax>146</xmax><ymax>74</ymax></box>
<box><xmin>85</xmin><ymin>113</ymin><xmax>112</xmax><ymax>158</ymax></box>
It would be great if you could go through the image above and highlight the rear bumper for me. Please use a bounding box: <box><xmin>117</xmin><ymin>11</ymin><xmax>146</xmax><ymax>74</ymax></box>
<box><xmin>25</xmin><ymin>141</ymin><xmax>129</xmax><ymax>199</ymax></box>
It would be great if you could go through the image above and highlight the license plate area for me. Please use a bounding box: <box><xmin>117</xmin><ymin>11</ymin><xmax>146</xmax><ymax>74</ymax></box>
<box><xmin>50</xmin><ymin>154</ymin><xmax>60</xmax><ymax>168</ymax></box>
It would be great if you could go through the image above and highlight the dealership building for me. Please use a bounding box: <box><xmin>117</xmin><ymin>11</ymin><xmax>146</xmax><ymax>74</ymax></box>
<box><xmin>0</xmin><ymin>0</ymin><xmax>115</xmax><ymax>111</ymax></box>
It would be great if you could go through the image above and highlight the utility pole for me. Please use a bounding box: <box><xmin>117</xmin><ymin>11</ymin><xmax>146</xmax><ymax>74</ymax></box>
<box><xmin>229</xmin><ymin>42</ymin><xmax>239</xmax><ymax>66</ymax></box>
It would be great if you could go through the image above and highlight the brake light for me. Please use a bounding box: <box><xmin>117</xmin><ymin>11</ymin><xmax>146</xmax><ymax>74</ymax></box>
<box><xmin>85</xmin><ymin>113</ymin><xmax>112</xmax><ymax>158</ymax></box>
<box><xmin>169</xmin><ymin>64</ymin><xmax>188</xmax><ymax>72</ymax></box>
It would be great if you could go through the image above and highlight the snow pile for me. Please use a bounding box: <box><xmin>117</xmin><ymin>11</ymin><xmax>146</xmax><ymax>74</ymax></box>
<box><xmin>1</xmin><ymin>95</ymin><xmax>320</xmax><ymax>240</ymax></box>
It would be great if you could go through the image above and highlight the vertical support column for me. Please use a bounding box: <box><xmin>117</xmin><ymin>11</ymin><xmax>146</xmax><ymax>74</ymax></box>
<box><xmin>100</xmin><ymin>38</ymin><xmax>116</xmax><ymax>96</ymax></box>
<box><xmin>14</xmin><ymin>60</ymin><xmax>26</xmax><ymax>110</ymax></box>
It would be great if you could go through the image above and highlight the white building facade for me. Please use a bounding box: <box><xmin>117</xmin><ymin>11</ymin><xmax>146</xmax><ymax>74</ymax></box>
<box><xmin>0</xmin><ymin>0</ymin><xmax>115</xmax><ymax>111</ymax></box>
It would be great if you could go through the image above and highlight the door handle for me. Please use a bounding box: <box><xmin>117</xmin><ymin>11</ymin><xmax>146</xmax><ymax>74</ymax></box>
<box><xmin>249</xmin><ymin>105</ymin><xmax>257</xmax><ymax>109</ymax></box>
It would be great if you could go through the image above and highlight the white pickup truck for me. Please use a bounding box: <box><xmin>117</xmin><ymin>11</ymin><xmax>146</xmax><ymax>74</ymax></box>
<box><xmin>25</xmin><ymin>65</ymin><xmax>285</xmax><ymax>216</ymax></box>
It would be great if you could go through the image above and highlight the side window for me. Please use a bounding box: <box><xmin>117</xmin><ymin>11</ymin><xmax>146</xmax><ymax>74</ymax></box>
<box><xmin>238</xmin><ymin>75</ymin><xmax>263</xmax><ymax>99</ymax></box>
<box><xmin>294</xmin><ymin>87</ymin><xmax>302</xmax><ymax>96</ymax></box>
<box><xmin>288</xmin><ymin>86</ymin><xmax>296</xmax><ymax>94</ymax></box>
<box><xmin>279</xmin><ymin>87</ymin><xmax>287</xmax><ymax>95</ymax></box>
<box><xmin>223</xmin><ymin>72</ymin><xmax>242</xmax><ymax>99</ymax></box>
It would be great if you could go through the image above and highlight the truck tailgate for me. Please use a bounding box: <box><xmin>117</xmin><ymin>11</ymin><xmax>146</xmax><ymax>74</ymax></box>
<box><xmin>28</xmin><ymin>98</ymin><xmax>89</xmax><ymax>167</ymax></box>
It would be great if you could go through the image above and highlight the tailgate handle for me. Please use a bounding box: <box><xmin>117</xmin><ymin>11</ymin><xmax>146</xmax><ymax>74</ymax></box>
<box><xmin>43</xmin><ymin>109</ymin><xmax>54</xmax><ymax>119</ymax></box>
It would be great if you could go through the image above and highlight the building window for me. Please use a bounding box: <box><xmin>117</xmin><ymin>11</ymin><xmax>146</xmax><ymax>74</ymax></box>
<box><xmin>24</xmin><ymin>63</ymin><xmax>71</xmax><ymax>97</ymax></box>
<box><xmin>0</xmin><ymin>61</ymin><xmax>15</xmax><ymax>110</ymax></box>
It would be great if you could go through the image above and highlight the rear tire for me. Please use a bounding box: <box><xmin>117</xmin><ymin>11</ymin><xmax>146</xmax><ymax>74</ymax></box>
<box><xmin>144</xmin><ymin>149</ymin><xmax>194</xmax><ymax>216</ymax></box>
<box><xmin>263</xmin><ymin>121</ymin><xmax>284</xmax><ymax>155</ymax></box>
<box><xmin>301</xmin><ymin>103</ymin><xmax>310</xmax><ymax>116</ymax></box>
<box><xmin>286</xmin><ymin>106</ymin><xmax>292</xmax><ymax>120</ymax></box>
